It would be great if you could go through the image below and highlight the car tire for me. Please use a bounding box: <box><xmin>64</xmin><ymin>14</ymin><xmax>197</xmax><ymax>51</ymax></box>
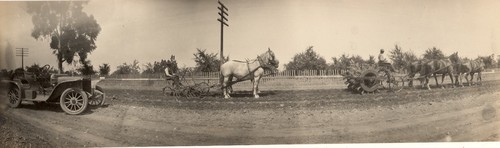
<box><xmin>8</xmin><ymin>86</ymin><xmax>22</xmax><ymax>108</ymax></box>
<box><xmin>60</xmin><ymin>88</ymin><xmax>88</xmax><ymax>115</ymax></box>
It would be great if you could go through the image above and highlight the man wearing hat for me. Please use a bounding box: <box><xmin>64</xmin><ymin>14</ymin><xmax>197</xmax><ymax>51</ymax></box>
<box><xmin>378</xmin><ymin>49</ymin><xmax>397</xmax><ymax>72</ymax></box>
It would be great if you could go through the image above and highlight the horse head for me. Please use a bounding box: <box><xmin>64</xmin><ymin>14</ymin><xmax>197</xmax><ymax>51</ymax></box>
<box><xmin>475</xmin><ymin>57</ymin><xmax>485</xmax><ymax>67</ymax></box>
<box><xmin>259</xmin><ymin>48</ymin><xmax>279</xmax><ymax>70</ymax></box>
<box><xmin>449</xmin><ymin>52</ymin><xmax>460</xmax><ymax>63</ymax></box>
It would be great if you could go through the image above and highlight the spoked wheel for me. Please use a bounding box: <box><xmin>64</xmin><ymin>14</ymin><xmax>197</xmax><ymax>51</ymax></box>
<box><xmin>359</xmin><ymin>69</ymin><xmax>381</xmax><ymax>94</ymax></box>
<box><xmin>60</xmin><ymin>88</ymin><xmax>88</xmax><ymax>115</ymax></box>
<box><xmin>377</xmin><ymin>69</ymin><xmax>391</xmax><ymax>91</ymax></box>
<box><xmin>388</xmin><ymin>76</ymin><xmax>405</xmax><ymax>92</ymax></box>
<box><xmin>8</xmin><ymin>86</ymin><xmax>22</xmax><ymax>108</ymax></box>
<box><xmin>88</xmin><ymin>86</ymin><xmax>105</xmax><ymax>106</ymax></box>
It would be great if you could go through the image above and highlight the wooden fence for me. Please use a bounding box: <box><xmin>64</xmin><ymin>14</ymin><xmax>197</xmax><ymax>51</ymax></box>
<box><xmin>105</xmin><ymin>69</ymin><xmax>349</xmax><ymax>79</ymax></box>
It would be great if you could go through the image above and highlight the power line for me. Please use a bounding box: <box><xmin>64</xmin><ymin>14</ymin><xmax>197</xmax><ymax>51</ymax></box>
<box><xmin>16</xmin><ymin>48</ymin><xmax>29</xmax><ymax>69</ymax></box>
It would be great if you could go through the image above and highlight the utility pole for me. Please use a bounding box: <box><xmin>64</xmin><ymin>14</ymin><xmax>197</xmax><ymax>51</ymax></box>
<box><xmin>217</xmin><ymin>0</ymin><xmax>229</xmax><ymax>85</ymax></box>
<box><xmin>16</xmin><ymin>48</ymin><xmax>29</xmax><ymax>70</ymax></box>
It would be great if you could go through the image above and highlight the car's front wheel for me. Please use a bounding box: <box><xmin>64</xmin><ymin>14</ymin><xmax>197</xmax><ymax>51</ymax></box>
<box><xmin>60</xmin><ymin>88</ymin><xmax>88</xmax><ymax>115</ymax></box>
<box><xmin>8</xmin><ymin>86</ymin><xmax>21</xmax><ymax>108</ymax></box>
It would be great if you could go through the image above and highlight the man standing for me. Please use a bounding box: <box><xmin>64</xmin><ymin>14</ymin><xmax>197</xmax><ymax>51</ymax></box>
<box><xmin>378</xmin><ymin>49</ymin><xmax>397</xmax><ymax>72</ymax></box>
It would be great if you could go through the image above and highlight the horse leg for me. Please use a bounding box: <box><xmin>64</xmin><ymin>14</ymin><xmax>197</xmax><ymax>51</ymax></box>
<box><xmin>448</xmin><ymin>72</ymin><xmax>455</xmax><ymax>88</ymax></box>
<box><xmin>464</xmin><ymin>73</ymin><xmax>470</xmax><ymax>86</ymax></box>
<box><xmin>458</xmin><ymin>73</ymin><xmax>464</xmax><ymax>87</ymax></box>
<box><xmin>228</xmin><ymin>75</ymin><xmax>234</xmax><ymax>94</ymax></box>
<box><xmin>470</xmin><ymin>72</ymin><xmax>475</xmax><ymax>85</ymax></box>
<box><xmin>440</xmin><ymin>73</ymin><xmax>446</xmax><ymax>89</ymax></box>
<box><xmin>222</xmin><ymin>76</ymin><xmax>231</xmax><ymax>99</ymax></box>
<box><xmin>433</xmin><ymin>74</ymin><xmax>440</xmax><ymax>88</ymax></box>
<box><xmin>478</xmin><ymin>72</ymin><xmax>482</xmax><ymax>85</ymax></box>
<box><xmin>408</xmin><ymin>74</ymin><xmax>414</xmax><ymax>87</ymax></box>
<box><xmin>421</xmin><ymin>76</ymin><xmax>430</xmax><ymax>90</ymax></box>
<box><xmin>426</xmin><ymin>77</ymin><xmax>431</xmax><ymax>90</ymax></box>
<box><xmin>252</xmin><ymin>77</ymin><xmax>261</xmax><ymax>98</ymax></box>
<box><xmin>454</xmin><ymin>74</ymin><xmax>461</xmax><ymax>87</ymax></box>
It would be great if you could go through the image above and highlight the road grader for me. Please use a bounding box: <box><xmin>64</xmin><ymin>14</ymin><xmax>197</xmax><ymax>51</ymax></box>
<box><xmin>342</xmin><ymin>63</ymin><xmax>406</xmax><ymax>94</ymax></box>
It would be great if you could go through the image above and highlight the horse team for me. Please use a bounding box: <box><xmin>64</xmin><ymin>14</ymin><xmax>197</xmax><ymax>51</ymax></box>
<box><xmin>219</xmin><ymin>48</ymin><xmax>487</xmax><ymax>99</ymax></box>
<box><xmin>407</xmin><ymin>52</ymin><xmax>486</xmax><ymax>90</ymax></box>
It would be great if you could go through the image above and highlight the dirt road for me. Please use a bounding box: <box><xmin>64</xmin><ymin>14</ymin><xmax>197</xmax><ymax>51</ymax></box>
<box><xmin>1</xmin><ymin>80</ymin><xmax>499</xmax><ymax>147</ymax></box>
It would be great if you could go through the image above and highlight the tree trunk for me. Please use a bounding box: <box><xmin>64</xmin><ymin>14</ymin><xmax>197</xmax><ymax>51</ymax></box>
<box><xmin>56</xmin><ymin>33</ymin><xmax>64</xmax><ymax>74</ymax></box>
<box><xmin>57</xmin><ymin>54</ymin><xmax>64</xmax><ymax>74</ymax></box>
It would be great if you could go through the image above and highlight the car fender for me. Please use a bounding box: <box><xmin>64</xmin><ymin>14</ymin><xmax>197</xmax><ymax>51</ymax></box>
<box><xmin>47</xmin><ymin>79</ymin><xmax>84</xmax><ymax>102</ymax></box>
<box><xmin>7</xmin><ymin>81</ymin><xmax>23</xmax><ymax>98</ymax></box>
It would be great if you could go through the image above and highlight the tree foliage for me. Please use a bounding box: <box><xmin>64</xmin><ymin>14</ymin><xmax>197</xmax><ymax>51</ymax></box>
<box><xmin>389</xmin><ymin>45</ymin><xmax>405</xmax><ymax>70</ymax></box>
<box><xmin>330</xmin><ymin>54</ymin><xmax>371</xmax><ymax>69</ymax></box>
<box><xmin>423</xmin><ymin>47</ymin><xmax>445</xmax><ymax>60</ymax></box>
<box><xmin>112</xmin><ymin>60</ymin><xmax>140</xmax><ymax>75</ymax></box>
<box><xmin>142</xmin><ymin>55</ymin><xmax>178</xmax><ymax>74</ymax></box>
<box><xmin>403</xmin><ymin>51</ymin><xmax>418</xmax><ymax>62</ymax></box>
<box><xmin>285</xmin><ymin>46</ymin><xmax>328</xmax><ymax>70</ymax></box>
<box><xmin>98</xmin><ymin>63</ymin><xmax>110</xmax><ymax>76</ymax></box>
<box><xmin>76</xmin><ymin>60</ymin><xmax>96</xmax><ymax>75</ymax></box>
<box><xmin>26</xmin><ymin>1</ymin><xmax>101</xmax><ymax>73</ymax></box>
<box><xmin>193</xmin><ymin>49</ymin><xmax>227</xmax><ymax>72</ymax></box>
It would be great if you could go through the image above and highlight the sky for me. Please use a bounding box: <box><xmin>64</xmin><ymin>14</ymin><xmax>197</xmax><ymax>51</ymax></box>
<box><xmin>1</xmin><ymin>0</ymin><xmax>499</xmax><ymax>72</ymax></box>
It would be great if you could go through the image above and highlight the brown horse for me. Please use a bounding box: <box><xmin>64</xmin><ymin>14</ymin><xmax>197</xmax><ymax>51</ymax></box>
<box><xmin>449</xmin><ymin>52</ymin><xmax>472</xmax><ymax>86</ymax></box>
<box><xmin>469</xmin><ymin>58</ymin><xmax>485</xmax><ymax>85</ymax></box>
<box><xmin>407</xmin><ymin>60</ymin><xmax>426</xmax><ymax>87</ymax></box>
<box><xmin>420</xmin><ymin>58</ymin><xmax>455</xmax><ymax>90</ymax></box>
<box><xmin>220</xmin><ymin>48</ymin><xmax>279</xmax><ymax>99</ymax></box>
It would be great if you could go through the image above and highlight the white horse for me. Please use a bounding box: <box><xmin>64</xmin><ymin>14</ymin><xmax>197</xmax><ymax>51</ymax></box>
<box><xmin>220</xmin><ymin>48</ymin><xmax>279</xmax><ymax>99</ymax></box>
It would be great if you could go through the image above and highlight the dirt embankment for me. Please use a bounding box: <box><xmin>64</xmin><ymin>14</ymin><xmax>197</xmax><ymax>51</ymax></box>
<box><xmin>1</xmin><ymin>80</ymin><xmax>499</xmax><ymax>147</ymax></box>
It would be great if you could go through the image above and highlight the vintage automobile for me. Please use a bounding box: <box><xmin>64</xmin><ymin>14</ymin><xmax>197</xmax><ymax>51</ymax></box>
<box><xmin>6</xmin><ymin>65</ymin><xmax>105</xmax><ymax>115</ymax></box>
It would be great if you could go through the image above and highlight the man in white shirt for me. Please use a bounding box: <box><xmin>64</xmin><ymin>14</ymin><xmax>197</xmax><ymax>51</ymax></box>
<box><xmin>164</xmin><ymin>67</ymin><xmax>181</xmax><ymax>86</ymax></box>
<box><xmin>378</xmin><ymin>49</ymin><xmax>397</xmax><ymax>72</ymax></box>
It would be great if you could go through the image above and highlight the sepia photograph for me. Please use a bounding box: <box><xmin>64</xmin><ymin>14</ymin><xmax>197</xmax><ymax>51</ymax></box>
<box><xmin>0</xmin><ymin>0</ymin><xmax>499</xmax><ymax>147</ymax></box>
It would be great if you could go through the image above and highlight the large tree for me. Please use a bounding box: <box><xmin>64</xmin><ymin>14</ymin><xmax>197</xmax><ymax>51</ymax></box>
<box><xmin>285</xmin><ymin>46</ymin><xmax>328</xmax><ymax>70</ymax></box>
<box><xmin>26</xmin><ymin>1</ymin><xmax>101</xmax><ymax>73</ymax></box>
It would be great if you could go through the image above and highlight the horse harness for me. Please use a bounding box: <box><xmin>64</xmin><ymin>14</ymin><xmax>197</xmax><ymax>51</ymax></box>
<box><xmin>229</xmin><ymin>55</ymin><xmax>276</xmax><ymax>82</ymax></box>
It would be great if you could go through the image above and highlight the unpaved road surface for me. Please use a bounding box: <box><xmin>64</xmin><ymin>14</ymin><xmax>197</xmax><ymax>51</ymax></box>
<box><xmin>1</xmin><ymin>80</ymin><xmax>499</xmax><ymax>147</ymax></box>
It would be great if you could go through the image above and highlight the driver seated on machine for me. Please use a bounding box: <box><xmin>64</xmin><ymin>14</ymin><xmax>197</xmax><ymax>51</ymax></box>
<box><xmin>164</xmin><ymin>67</ymin><xmax>181</xmax><ymax>86</ymax></box>
<box><xmin>378</xmin><ymin>49</ymin><xmax>398</xmax><ymax>73</ymax></box>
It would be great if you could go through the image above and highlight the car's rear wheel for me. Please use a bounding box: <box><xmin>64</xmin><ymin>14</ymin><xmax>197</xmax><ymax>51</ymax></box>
<box><xmin>60</xmin><ymin>88</ymin><xmax>88</xmax><ymax>115</ymax></box>
<box><xmin>8</xmin><ymin>86</ymin><xmax>21</xmax><ymax>108</ymax></box>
